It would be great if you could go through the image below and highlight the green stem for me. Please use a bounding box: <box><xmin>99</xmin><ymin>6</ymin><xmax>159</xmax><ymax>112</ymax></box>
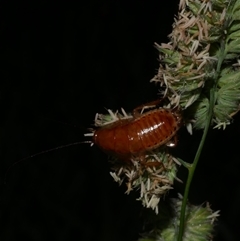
<box><xmin>177</xmin><ymin>41</ymin><xmax>225</xmax><ymax>241</ymax></box>
<box><xmin>177</xmin><ymin>89</ymin><xmax>214</xmax><ymax>241</ymax></box>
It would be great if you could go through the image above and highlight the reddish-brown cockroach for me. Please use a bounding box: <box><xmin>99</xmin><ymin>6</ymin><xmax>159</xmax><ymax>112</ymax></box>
<box><xmin>88</xmin><ymin>100</ymin><xmax>182</xmax><ymax>160</ymax></box>
<box><xmin>5</xmin><ymin>100</ymin><xmax>182</xmax><ymax>183</ymax></box>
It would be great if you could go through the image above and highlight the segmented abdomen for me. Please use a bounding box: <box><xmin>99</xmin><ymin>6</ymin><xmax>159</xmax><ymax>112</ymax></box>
<box><xmin>93</xmin><ymin>108</ymin><xmax>181</xmax><ymax>158</ymax></box>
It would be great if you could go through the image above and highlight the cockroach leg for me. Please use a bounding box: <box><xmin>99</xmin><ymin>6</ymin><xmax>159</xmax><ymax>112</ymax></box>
<box><xmin>133</xmin><ymin>99</ymin><xmax>163</xmax><ymax>116</ymax></box>
<box><xmin>135</xmin><ymin>153</ymin><xmax>166</xmax><ymax>169</ymax></box>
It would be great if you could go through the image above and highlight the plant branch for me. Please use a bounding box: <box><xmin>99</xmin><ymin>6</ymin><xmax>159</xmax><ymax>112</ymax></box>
<box><xmin>177</xmin><ymin>40</ymin><xmax>226</xmax><ymax>241</ymax></box>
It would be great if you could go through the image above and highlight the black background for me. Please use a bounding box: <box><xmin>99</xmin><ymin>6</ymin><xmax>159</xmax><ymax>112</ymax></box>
<box><xmin>1</xmin><ymin>1</ymin><xmax>240</xmax><ymax>240</ymax></box>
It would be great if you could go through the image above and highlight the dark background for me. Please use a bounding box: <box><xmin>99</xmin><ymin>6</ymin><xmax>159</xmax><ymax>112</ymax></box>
<box><xmin>1</xmin><ymin>1</ymin><xmax>239</xmax><ymax>240</ymax></box>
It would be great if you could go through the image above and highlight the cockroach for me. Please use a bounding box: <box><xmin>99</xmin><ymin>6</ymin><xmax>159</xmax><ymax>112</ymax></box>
<box><xmin>89</xmin><ymin>100</ymin><xmax>182</xmax><ymax>160</ymax></box>
<box><xmin>4</xmin><ymin>100</ymin><xmax>182</xmax><ymax>183</ymax></box>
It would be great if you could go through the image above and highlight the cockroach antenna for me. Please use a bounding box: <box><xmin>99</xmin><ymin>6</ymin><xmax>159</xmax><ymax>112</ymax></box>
<box><xmin>4</xmin><ymin>140</ymin><xmax>92</xmax><ymax>185</ymax></box>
